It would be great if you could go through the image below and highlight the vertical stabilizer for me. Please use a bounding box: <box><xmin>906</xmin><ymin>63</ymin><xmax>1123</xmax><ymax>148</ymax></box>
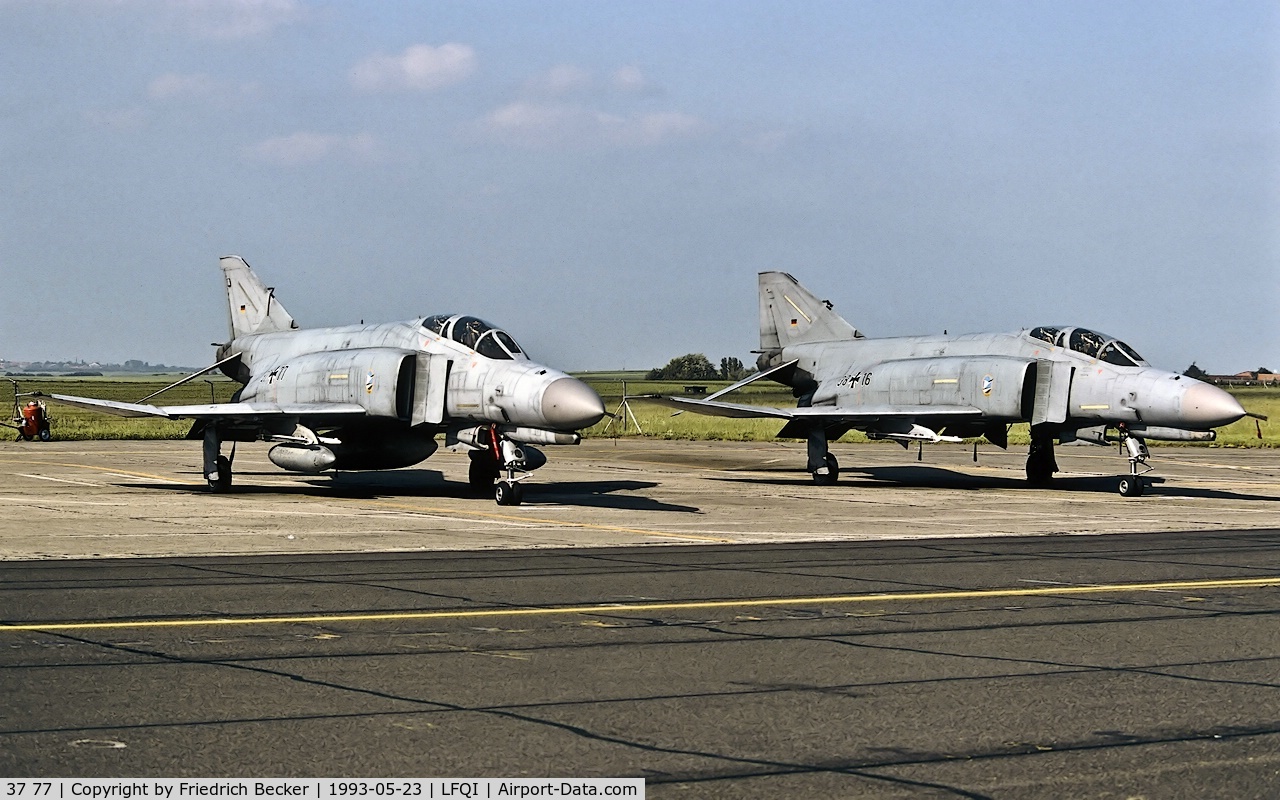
<box><xmin>221</xmin><ymin>255</ymin><xmax>297</xmax><ymax>338</ymax></box>
<box><xmin>758</xmin><ymin>271</ymin><xmax>860</xmax><ymax>351</ymax></box>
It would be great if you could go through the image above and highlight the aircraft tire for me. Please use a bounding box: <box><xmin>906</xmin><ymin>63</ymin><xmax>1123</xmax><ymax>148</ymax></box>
<box><xmin>38</xmin><ymin>428</ymin><xmax>52</xmax><ymax>442</ymax></box>
<box><xmin>1118</xmin><ymin>476</ymin><xmax>1144</xmax><ymax>497</ymax></box>
<box><xmin>813</xmin><ymin>453</ymin><xmax>839</xmax><ymax>486</ymax></box>
<box><xmin>208</xmin><ymin>455</ymin><xmax>233</xmax><ymax>493</ymax></box>
<box><xmin>468</xmin><ymin>452</ymin><xmax>500</xmax><ymax>493</ymax></box>
<box><xmin>495</xmin><ymin>480</ymin><xmax>523</xmax><ymax>506</ymax></box>
<box><xmin>1025</xmin><ymin>458</ymin><xmax>1054</xmax><ymax>485</ymax></box>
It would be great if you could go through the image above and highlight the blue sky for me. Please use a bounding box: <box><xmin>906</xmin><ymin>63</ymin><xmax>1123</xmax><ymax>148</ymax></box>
<box><xmin>2</xmin><ymin>0</ymin><xmax>1276</xmax><ymax>373</ymax></box>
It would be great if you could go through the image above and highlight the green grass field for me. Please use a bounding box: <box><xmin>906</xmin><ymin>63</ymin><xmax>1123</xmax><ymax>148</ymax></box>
<box><xmin>6</xmin><ymin>376</ymin><xmax>239</xmax><ymax>440</ymax></box>
<box><xmin>7</xmin><ymin>375</ymin><xmax>1277</xmax><ymax>447</ymax></box>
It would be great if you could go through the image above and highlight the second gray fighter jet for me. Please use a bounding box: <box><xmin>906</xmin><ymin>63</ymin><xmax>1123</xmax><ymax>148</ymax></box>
<box><xmin>645</xmin><ymin>272</ymin><xmax>1250</xmax><ymax>496</ymax></box>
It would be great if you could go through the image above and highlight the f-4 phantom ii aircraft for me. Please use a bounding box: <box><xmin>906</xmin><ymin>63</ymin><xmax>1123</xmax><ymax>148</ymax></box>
<box><xmin>38</xmin><ymin>256</ymin><xmax>606</xmax><ymax>505</ymax></box>
<box><xmin>645</xmin><ymin>271</ymin><xmax>1252</xmax><ymax>497</ymax></box>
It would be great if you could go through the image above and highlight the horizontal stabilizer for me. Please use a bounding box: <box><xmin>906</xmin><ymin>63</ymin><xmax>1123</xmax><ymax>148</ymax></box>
<box><xmin>702</xmin><ymin>359</ymin><xmax>799</xmax><ymax>402</ymax></box>
<box><xmin>637</xmin><ymin>395</ymin><xmax>794</xmax><ymax>420</ymax></box>
<box><xmin>38</xmin><ymin>393</ymin><xmax>367</xmax><ymax>421</ymax></box>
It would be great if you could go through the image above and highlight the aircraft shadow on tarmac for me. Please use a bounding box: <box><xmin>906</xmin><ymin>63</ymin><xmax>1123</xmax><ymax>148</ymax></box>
<box><xmin>716</xmin><ymin>464</ymin><xmax>1280</xmax><ymax>502</ymax></box>
<box><xmin>130</xmin><ymin>469</ymin><xmax>700</xmax><ymax>513</ymax></box>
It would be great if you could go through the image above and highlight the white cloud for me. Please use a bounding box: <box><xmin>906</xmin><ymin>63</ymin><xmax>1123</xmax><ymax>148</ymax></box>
<box><xmin>612</xmin><ymin>65</ymin><xmax>650</xmax><ymax>94</ymax></box>
<box><xmin>626</xmin><ymin>112</ymin><xmax>708</xmax><ymax>146</ymax></box>
<box><xmin>522</xmin><ymin>64</ymin><xmax>654</xmax><ymax>98</ymax></box>
<box><xmin>350</xmin><ymin>43</ymin><xmax>476</xmax><ymax>93</ymax></box>
<box><xmin>173</xmin><ymin>0</ymin><xmax>307</xmax><ymax>40</ymax></box>
<box><xmin>524</xmin><ymin>64</ymin><xmax>593</xmax><ymax>97</ymax></box>
<box><xmin>242</xmin><ymin>132</ymin><xmax>382</xmax><ymax>165</ymax></box>
<box><xmin>475</xmin><ymin>102</ymin><xmax>709</xmax><ymax>149</ymax></box>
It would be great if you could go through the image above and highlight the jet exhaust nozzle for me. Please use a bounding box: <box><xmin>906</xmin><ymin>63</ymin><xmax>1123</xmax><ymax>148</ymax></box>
<box><xmin>268</xmin><ymin>444</ymin><xmax>337</xmax><ymax>473</ymax></box>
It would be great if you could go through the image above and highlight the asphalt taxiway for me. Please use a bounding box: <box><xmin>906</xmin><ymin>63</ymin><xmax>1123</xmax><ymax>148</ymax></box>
<box><xmin>3</xmin><ymin>534</ymin><xmax>1280</xmax><ymax>796</ymax></box>
<box><xmin>0</xmin><ymin>438</ymin><xmax>1277</xmax><ymax>559</ymax></box>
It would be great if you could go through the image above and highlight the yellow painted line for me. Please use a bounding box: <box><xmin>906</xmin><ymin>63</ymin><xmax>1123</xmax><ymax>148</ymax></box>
<box><xmin>932</xmin><ymin>378</ymin><xmax>958</xmax><ymax>384</ymax></box>
<box><xmin>3</xmin><ymin>577</ymin><xmax>1277</xmax><ymax>633</ymax></box>
<box><xmin>783</xmin><ymin>294</ymin><xmax>812</xmax><ymax>323</ymax></box>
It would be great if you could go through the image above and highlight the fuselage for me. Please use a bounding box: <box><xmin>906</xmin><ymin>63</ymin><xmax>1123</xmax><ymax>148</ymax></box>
<box><xmin>217</xmin><ymin>315</ymin><xmax>605</xmax><ymax>434</ymax></box>
<box><xmin>778</xmin><ymin>326</ymin><xmax>1244</xmax><ymax>433</ymax></box>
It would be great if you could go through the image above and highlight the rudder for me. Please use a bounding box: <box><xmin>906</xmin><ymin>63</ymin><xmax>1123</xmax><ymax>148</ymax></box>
<box><xmin>221</xmin><ymin>255</ymin><xmax>297</xmax><ymax>339</ymax></box>
<box><xmin>758</xmin><ymin>271</ymin><xmax>860</xmax><ymax>351</ymax></box>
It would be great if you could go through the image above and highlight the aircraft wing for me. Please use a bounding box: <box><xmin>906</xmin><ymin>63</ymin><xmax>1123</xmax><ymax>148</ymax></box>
<box><xmin>40</xmin><ymin>393</ymin><xmax>368</xmax><ymax>420</ymax></box>
<box><xmin>639</xmin><ymin>395</ymin><xmax>982</xmax><ymax>422</ymax></box>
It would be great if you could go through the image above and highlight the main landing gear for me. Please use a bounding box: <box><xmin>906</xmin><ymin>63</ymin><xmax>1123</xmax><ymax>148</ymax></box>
<box><xmin>808</xmin><ymin>428</ymin><xmax>839</xmax><ymax>485</ymax></box>
<box><xmin>1026</xmin><ymin>424</ymin><xmax>1059</xmax><ymax>486</ymax></box>
<box><xmin>468</xmin><ymin>425</ymin><xmax>529</xmax><ymax>506</ymax></box>
<box><xmin>203</xmin><ymin>425</ymin><xmax>233</xmax><ymax>493</ymax></box>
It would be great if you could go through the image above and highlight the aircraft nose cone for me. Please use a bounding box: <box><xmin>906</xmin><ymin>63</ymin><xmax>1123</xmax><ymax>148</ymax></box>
<box><xmin>1182</xmin><ymin>382</ymin><xmax>1246</xmax><ymax>429</ymax></box>
<box><xmin>541</xmin><ymin>377</ymin><xmax>606</xmax><ymax>430</ymax></box>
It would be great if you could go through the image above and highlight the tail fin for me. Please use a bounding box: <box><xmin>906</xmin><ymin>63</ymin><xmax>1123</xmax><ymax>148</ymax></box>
<box><xmin>220</xmin><ymin>255</ymin><xmax>297</xmax><ymax>339</ymax></box>
<box><xmin>758</xmin><ymin>271</ymin><xmax>861</xmax><ymax>351</ymax></box>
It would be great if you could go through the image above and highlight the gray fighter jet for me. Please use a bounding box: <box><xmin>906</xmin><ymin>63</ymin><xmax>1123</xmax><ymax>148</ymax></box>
<box><xmin>645</xmin><ymin>271</ymin><xmax>1251</xmax><ymax>496</ymax></box>
<box><xmin>38</xmin><ymin>256</ymin><xmax>605</xmax><ymax>505</ymax></box>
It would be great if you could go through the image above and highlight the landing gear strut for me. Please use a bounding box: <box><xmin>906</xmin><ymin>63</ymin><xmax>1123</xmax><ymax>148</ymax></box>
<box><xmin>1116</xmin><ymin>425</ymin><xmax>1151</xmax><ymax>498</ymax></box>
<box><xmin>808</xmin><ymin>427</ymin><xmax>839</xmax><ymax>485</ymax></box>
<box><xmin>471</xmin><ymin>424</ymin><xmax>528</xmax><ymax>506</ymax></box>
<box><xmin>1026</xmin><ymin>424</ymin><xmax>1058</xmax><ymax>485</ymax></box>
<box><xmin>203</xmin><ymin>425</ymin><xmax>233</xmax><ymax>492</ymax></box>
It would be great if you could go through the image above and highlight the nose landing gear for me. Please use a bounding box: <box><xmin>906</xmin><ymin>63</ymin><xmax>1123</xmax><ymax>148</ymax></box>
<box><xmin>1116</xmin><ymin>425</ymin><xmax>1152</xmax><ymax>497</ymax></box>
<box><xmin>468</xmin><ymin>424</ymin><xmax>529</xmax><ymax>505</ymax></box>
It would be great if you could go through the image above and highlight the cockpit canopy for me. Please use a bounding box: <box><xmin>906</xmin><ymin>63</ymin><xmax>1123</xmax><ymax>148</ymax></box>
<box><xmin>422</xmin><ymin>314</ymin><xmax>526</xmax><ymax>360</ymax></box>
<box><xmin>1028</xmin><ymin>326</ymin><xmax>1147</xmax><ymax>367</ymax></box>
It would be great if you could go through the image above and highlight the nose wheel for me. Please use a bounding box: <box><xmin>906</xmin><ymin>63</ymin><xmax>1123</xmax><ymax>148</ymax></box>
<box><xmin>1116</xmin><ymin>427</ymin><xmax>1152</xmax><ymax>498</ymax></box>
<box><xmin>495</xmin><ymin>479</ymin><xmax>524</xmax><ymax>506</ymax></box>
<box><xmin>472</xmin><ymin>425</ymin><xmax>530</xmax><ymax>506</ymax></box>
<box><xmin>1118</xmin><ymin>474</ymin><xmax>1145</xmax><ymax>497</ymax></box>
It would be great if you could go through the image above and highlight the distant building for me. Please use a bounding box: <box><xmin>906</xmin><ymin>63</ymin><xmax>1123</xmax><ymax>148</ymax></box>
<box><xmin>1206</xmin><ymin>371</ymin><xmax>1280</xmax><ymax>387</ymax></box>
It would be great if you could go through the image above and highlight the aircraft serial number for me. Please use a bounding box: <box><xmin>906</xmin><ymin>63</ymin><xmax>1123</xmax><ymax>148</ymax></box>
<box><xmin>836</xmin><ymin>371</ymin><xmax>872</xmax><ymax>388</ymax></box>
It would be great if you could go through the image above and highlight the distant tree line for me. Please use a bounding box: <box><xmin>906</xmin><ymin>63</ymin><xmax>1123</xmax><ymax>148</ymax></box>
<box><xmin>647</xmin><ymin>353</ymin><xmax>751</xmax><ymax>381</ymax></box>
<box><xmin>1184</xmin><ymin>362</ymin><xmax>1272</xmax><ymax>379</ymax></box>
